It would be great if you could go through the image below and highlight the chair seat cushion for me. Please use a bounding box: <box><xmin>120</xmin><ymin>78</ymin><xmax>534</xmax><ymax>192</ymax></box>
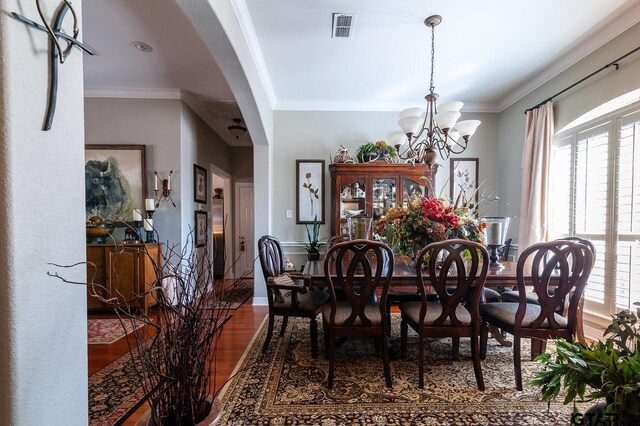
<box><xmin>322</xmin><ymin>301</ymin><xmax>382</xmax><ymax>326</ymax></box>
<box><xmin>500</xmin><ymin>290</ymin><xmax>539</xmax><ymax>304</ymax></box>
<box><xmin>274</xmin><ymin>290</ymin><xmax>329</xmax><ymax>311</ymax></box>
<box><xmin>484</xmin><ymin>287</ymin><xmax>502</xmax><ymax>302</ymax></box>
<box><xmin>480</xmin><ymin>302</ymin><xmax>568</xmax><ymax>329</ymax></box>
<box><xmin>399</xmin><ymin>301</ymin><xmax>472</xmax><ymax>326</ymax></box>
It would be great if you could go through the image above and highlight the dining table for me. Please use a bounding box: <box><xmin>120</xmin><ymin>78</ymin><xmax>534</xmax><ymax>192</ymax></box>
<box><xmin>302</xmin><ymin>257</ymin><xmax>586</xmax><ymax>346</ymax></box>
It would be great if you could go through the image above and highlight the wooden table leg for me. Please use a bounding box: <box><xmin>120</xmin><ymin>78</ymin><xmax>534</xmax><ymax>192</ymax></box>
<box><xmin>488</xmin><ymin>324</ymin><xmax>512</xmax><ymax>347</ymax></box>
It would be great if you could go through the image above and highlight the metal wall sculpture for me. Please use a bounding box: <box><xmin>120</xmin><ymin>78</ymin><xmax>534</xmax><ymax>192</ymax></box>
<box><xmin>12</xmin><ymin>0</ymin><xmax>96</xmax><ymax>131</ymax></box>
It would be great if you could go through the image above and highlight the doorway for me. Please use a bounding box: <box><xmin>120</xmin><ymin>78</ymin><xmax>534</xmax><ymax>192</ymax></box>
<box><xmin>210</xmin><ymin>166</ymin><xmax>232</xmax><ymax>279</ymax></box>
<box><xmin>234</xmin><ymin>182</ymin><xmax>254</xmax><ymax>278</ymax></box>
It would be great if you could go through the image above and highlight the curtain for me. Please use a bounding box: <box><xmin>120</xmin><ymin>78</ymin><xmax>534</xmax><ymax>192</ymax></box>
<box><xmin>518</xmin><ymin>101</ymin><xmax>554</xmax><ymax>255</ymax></box>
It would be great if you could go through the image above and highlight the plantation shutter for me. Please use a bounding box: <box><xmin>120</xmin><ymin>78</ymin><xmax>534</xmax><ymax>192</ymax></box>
<box><xmin>574</xmin><ymin>124</ymin><xmax>610</xmax><ymax>306</ymax></box>
<box><xmin>614</xmin><ymin>109</ymin><xmax>640</xmax><ymax>310</ymax></box>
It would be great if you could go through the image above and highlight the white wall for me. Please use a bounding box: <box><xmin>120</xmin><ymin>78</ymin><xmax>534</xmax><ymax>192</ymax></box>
<box><xmin>497</xmin><ymin>22</ymin><xmax>640</xmax><ymax>243</ymax></box>
<box><xmin>271</xmin><ymin>110</ymin><xmax>499</xmax><ymax>260</ymax></box>
<box><xmin>0</xmin><ymin>0</ymin><xmax>87</xmax><ymax>423</ymax></box>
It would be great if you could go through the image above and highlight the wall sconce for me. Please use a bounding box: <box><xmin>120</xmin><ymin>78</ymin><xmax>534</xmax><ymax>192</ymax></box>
<box><xmin>227</xmin><ymin>118</ymin><xmax>247</xmax><ymax>139</ymax></box>
<box><xmin>154</xmin><ymin>170</ymin><xmax>176</xmax><ymax>207</ymax></box>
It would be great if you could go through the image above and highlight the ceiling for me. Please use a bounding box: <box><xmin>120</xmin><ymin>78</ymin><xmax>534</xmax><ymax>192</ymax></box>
<box><xmin>82</xmin><ymin>0</ymin><xmax>640</xmax><ymax>142</ymax></box>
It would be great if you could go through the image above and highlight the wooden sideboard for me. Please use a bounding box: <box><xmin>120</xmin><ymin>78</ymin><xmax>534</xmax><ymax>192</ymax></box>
<box><xmin>329</xmin><ymin>162</ymin><xmax>438</xmax><ymax>236</ymax></box>
<box><xmin>86</xmin><ymin>242</ymin><xmax>160</xmax><ymax>312</ymax></box>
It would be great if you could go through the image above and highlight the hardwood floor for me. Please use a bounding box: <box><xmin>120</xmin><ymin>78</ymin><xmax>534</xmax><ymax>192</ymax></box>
<box><xmin>88</xmin><ymin>297</ymin><xmax>268</xmax><ymax>424</ymax></box>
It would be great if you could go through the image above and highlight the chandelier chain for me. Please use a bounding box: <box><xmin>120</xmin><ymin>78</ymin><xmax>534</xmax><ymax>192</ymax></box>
<box><xmin>429</xmin><ymin>23</ymin><xmax>435</xmax><ymax>94</ymax></box>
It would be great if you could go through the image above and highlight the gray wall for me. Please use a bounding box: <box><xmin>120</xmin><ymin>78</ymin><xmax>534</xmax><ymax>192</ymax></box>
<box><xmin>231</xmin><ymin>146</ymin><xmax>254</xmax><ymax>182</ymax></box>
<box><xmin>1</xmin><ymin>0</ymin><xmax>87</xmax><ymax>423</ymax></box>
<box><xmin>85</xmin><ymin>98</ymin><xmax>183</xmax><ymax>245</ymax></box>
<box><xmin>85</xmin><ymin>98</ymin><xmax>236</xmax><ymax>250</ymax></box>
<box><xmin>497</xmin><ymin>22</ymin><xmax>640</xmax><ymax>243</ymax></box>
<box><xmin>271</xmin><ymin>110</ymin><xmax>499</xmax><ymax>266</ymax></box>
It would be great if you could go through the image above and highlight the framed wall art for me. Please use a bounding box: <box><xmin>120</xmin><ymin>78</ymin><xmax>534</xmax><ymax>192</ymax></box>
<box><xmin>194</xmin><ymin>164</ymin><xmax>208</xmax><ymax>204</ymax></box>
<box><xmin>85</xmin><ymin>144</ymin><xmax>146</xmax><ymax>224</ymax></box>
<box><xmin>296</xmin><ymin>159</ymin><xmax>325</xmax><ymax>224</ymax></box>
<box><xmin>450</xmin><ymin>157</ymin><xmax>479</xmax><ymax>205</ymax></box>
<box><xmin>195</xmin><ymin>210</ymin><xmax>208</xmax><ymax>247</ymax></box>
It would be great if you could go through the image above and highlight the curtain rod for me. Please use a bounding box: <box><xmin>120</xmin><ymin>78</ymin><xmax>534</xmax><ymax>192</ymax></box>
<box><xmin>524</xmin><ymin>45</ymin><xmax>640</xmax><ymax>115</ymax></box>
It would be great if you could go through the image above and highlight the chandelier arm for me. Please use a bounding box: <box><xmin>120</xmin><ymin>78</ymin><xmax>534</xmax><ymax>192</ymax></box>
<box><xmin>447</xmin><ymin>139</ymin><xmax>469</xmax><ymax>155</ymax></box>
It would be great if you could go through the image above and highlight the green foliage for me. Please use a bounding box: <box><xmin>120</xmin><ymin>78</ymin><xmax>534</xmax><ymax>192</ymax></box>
<box><xmin>356</xmin><ymin>140</ymin><xmax>398</xmax><ymax>162</ymax></box>
<box><xmin>531</xmin><ymin>310</ymin><xmax>640</xmax><ymax>418</ymax></box>
<box><xmin>304</xmin><ymin>216</ymin><xmax>321</xmax><ymax>254</ymax></box>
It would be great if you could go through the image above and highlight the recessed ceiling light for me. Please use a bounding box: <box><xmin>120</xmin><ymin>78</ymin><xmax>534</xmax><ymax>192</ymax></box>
<box><xmin>129</xmin><ymin>40</ymin><xmax>153</xmax><ymax>53</ymax></box>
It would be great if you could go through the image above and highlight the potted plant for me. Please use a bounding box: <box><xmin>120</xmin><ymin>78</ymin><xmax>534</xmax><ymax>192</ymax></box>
<box><xmin>356</xmin><ymin>140</ymin><xmax>398</xmax><ymax>163</ymax></box>
<box><xmin>305</xmin><ymin>216</ymin><xmax>321</xmax><ymax>261</ymax></box>
<box><xmin>531</xmin><ymin>310</ymin><xmax>640</xmax><ymax>425</ymax></box>
<box><xmin>50</xmin><ymin>226</ymin><xmax>249</xmax><ymax>425</ymax></box>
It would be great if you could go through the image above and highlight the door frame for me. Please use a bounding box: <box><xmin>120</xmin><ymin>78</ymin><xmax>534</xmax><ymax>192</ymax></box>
<box><xmin>210</xmin><ymin>164</ymin><xmax>232</xmax><ymax>278</ymax></box>
<box><xmin>234</xmin><ymin>182</ymin><xmax>254</xmax><ymax>278</ymax></box>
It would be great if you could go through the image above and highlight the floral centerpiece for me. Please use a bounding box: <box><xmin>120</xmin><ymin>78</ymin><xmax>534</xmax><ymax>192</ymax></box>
<box><xmin>376</xmin><ymin>196</ymin><xmax>486</xmax><ymax>259</ymax></box>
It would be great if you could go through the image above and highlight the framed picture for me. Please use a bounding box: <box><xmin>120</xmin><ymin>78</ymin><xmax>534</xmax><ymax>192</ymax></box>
<box><xmin>450</xmin><ymin>158</ymin><xmax>479</xmax><ymax>205</ymax></box>
<box><xmin>85</xmin><ymin>144</ymin><xmax>146</xmax><ymax>225</ymax></box>
<box><xmin>194</xmin><ymin>164</ymin><xmax>207</xmax><ymax>204</ymax></box>
<box><xmin>195</xmin><ymin>210</ymin><xmax>208</xmax><ymax>247</ymax></box>
<box><xmin>296</xmin><ymin>159</ymin><xmax>325</xmax><ymax>224</ymax></box>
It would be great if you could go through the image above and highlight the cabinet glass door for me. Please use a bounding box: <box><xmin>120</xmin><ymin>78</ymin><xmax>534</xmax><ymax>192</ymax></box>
<box><xmin>372</xmin><ymin>177</ymin><xmax>397</xmax><ymax>229</ymax></box>
<box><xmin>339</xmin><ymin>178</ymin><xmax>366</xmax><ymax>235</ymax></box>
<box><xmin>402</xmin><ymin>178</ymin><xmax>429</xmax><ymax>207</ymax></box>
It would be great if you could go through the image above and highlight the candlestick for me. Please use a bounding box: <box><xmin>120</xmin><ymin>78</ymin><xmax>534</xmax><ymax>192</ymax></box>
<box><xmin>154</xmin><ymin>174</ymin><xmax>158</xmax><ymax>191</ymax></box>
<box><xmin>167</xmin><ymin>173</ymin><xmax>171</xmax><ymax>190</ymax></box>
<box><xmin>132</xmin><ymin>209</ymin><xmax>142</xmax><ymax>221</ymax></box>
<box><xmin>143</xmin><ymin>218</ymin><xmax>153</xmax><ymax>231</ymax></box>
<box><xmin>145</xmin><ymin>198</ymin><xmax>155</xmax><ymax>211</ymax></box>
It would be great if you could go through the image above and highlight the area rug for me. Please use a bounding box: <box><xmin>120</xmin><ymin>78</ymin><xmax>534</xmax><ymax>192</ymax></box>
<box><xmin>88</xmin><ymin>319</ymin><xmax>145</xmax><ymax>345</ymax></box>
<box><xmin>219</xmin><ymin>315</ymin><xmax>587</xmax><ymax>425</ymax></box>
<box><xmin>213</xmin><ymin>280</ymin><xmax>253</xmax><ymax>310</ymax></box>
<box><xmin>88</xmin><ymin>315</ymin><xmax>231</xmax><ymax>425</ymax></box>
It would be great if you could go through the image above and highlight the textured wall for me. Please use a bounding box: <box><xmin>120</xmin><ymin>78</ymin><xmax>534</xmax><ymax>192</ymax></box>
<box><xmin>0</xmin><ymin>0</ymin><xmax>87</xmax><ymax>423</ymax></box>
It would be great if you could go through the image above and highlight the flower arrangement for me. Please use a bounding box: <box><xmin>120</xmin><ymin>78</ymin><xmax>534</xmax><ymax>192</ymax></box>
<box><xmin>376</xmin><ymin>195</ymin><xmax>486</xmax><ymax>259</ymax></box>
<box><xmin>356</xmin><ymin>140</ymin><xmax>398</xmax><ymax>163</ymax></box>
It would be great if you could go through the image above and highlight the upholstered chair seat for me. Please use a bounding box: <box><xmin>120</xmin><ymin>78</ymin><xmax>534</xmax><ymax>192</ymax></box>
<box><xmin>400</xmin><ymin>301</ymin><xmax>472</xmax><ymax>327</ymax></box>
<box><xmin>480</xmin><ymin>302</ymin><xmax>568</xmax><ymax>329</ymax></box>
<box><xmin>275</xmin><ymin>290</ymin><xmax>329</xmax><ymax>311</ymax></box>
<box><xmin>322</xmin><ymin>301</ymin><xmax>382</xmax><ymax>326</ymax></box>
<box><xmin>499</xmin><ymin>290</ymin><xmax>538</xmax><ymax>304</ymax></box>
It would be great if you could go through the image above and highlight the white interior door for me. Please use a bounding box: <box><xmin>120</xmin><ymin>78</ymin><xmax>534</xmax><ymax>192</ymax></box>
<box><xmin>234</xmin><ymin>183</ymin><xmax>254</xmax><ymax>278</ymax></box>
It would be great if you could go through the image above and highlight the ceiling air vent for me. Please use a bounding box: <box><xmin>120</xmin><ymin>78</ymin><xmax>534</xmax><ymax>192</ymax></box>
<box><xmin>332</xmin><ymin>13</ymin><xmax>356</xmax><ymax>38</ymax></box>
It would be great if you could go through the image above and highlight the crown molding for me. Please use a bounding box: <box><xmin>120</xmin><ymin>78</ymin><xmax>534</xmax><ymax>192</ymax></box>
<box><xmin>274</xmin><ymin>100</ymin><xmax>499</xmax><ymax>113</ymax></box>
<box><xmin>498</xmin><ymin>3</ymin><xmax>640</xmax><ymax>112</ymax></box>
<box><xmin>231</xmin><ymin>0</ymin><xmax>277</xmax><ymax>108</ymax></box>
<box><xmin>84</xmin><ymin>87</ymin><xmax>182</xmax><ymax>99</ymax></box>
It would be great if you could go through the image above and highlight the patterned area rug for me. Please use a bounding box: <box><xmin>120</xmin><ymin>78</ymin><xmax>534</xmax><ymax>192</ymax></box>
<box><xmin>89</xmin><ymin>349</ymin><xmax>147</xmax><ymax>426</ymax></box>
<box><xmin>214</xmin><ymin>280</ymin><xmax>253</xmax><ymax>310</ymax></box>
<box><xmin>88</xmin><ymin>319</ymin><xmax>144</xmax><ymax>345</ymax></box>
<box><xmin>219</xmin><ymin>315</ymin><xmax>586</xmax><ymax>425</ymax></box>
<box><xmin>88</xmin><ymin>315</ymin><xmax>231</xmax><ymax>425</ymax></box>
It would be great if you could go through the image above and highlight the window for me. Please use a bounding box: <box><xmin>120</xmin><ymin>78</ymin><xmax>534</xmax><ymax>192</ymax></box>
<box><xmin>551</xmin><ymin>103</ymin><xmax>640</xmax><ymax>318</ymax></box>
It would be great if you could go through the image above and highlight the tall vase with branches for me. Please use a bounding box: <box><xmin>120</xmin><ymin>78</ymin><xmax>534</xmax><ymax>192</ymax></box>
<box><xmin>49</xmin><ymin>224</ymin><xmax>253</xmax><ymax>425</ymax></box>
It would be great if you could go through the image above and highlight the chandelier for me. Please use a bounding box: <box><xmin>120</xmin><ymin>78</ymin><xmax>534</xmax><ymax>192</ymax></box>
<box><xmin>389</xmin><ymin>15</ymin><xmax>480</xmax><ymax>164</ymax></box>
<box><xmin>227</xmin><ymin>118</ymin><xmax>247</xmax><ymax>139</ymax></box>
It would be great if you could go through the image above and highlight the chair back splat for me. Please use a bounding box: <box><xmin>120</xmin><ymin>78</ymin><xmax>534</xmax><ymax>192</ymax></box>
<box><xmin>516</xmin><ymin>240</ymin><xmax>594</xmax><ymax>331</ymax></box>
<box><xmin>418</xmin><ymin>240</ymin><xmax>489</xmax><ymax>328</ymax></box>
<box><xmin>325</xmin><ymin>239</ymin><xmax>394</xmax><ymax>327</ymax></box>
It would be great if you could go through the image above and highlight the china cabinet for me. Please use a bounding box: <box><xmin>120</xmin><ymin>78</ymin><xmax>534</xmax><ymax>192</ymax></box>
<box><xmin>329</xmin><ymin>162</ymin><xmax>438</xmax><ymax>236</ymax></box>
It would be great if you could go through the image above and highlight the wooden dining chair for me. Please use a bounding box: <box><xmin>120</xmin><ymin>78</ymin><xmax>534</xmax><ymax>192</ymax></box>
<box><xmin>322</xmin><ymin>239</ymin><xmax>394</xmax><ymax>389</ymax></box>
<box><xmin>499</xmin><ymin>237</ymin><xmax>595</xmax><ymax>347</ymax></box>
<box><xmin>258</xmin><ymin>235</ymin><xmax>329</xmax><ymax>358</ymax></box>
<box><xmin>399</xmin><ymin>240</ymin><xmax>489</xmax><ymax>390</ymax></box>
<box><xmin>480</xmin><ymin>240</ymin><xmax>594</xmax><ymax>390</ymax></box>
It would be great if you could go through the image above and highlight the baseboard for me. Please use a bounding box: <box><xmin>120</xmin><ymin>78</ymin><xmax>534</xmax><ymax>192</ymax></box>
<box><xmin>252</xmin><ymin>297</ymin><xmax>268</xmax><ymax>306</ymax></box>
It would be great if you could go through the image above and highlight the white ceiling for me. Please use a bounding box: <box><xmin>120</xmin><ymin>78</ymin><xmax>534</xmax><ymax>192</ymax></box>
<box><xmin>82</xmin><ymin>0</ymin><xmax>640</xmax><ymax>137</ymax></box>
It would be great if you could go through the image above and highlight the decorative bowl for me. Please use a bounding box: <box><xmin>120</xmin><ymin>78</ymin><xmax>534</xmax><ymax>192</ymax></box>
<box><xmin>86</xmin><ymin>216</ymin><xmax>114</xmax><ymax>243</ymax></box>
